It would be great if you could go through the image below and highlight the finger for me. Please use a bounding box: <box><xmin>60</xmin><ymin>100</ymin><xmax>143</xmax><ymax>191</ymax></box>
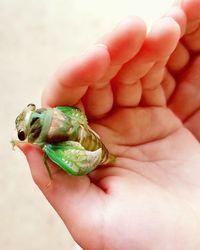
<box><xmin>99</xmin><ymin>16</ymin><xmax>146</xmax><ymax>66</ymax></box>
<box><xmin>112</xmin><ymin>18</ymin><xmax>180</xmax><ymax>107</ymax></box>
<box><xmin>165</xmin><ymin>6</ymin><xmax>187</xmax><ymax>36</ymax></box>
<box><xmin>185</xmin><ymin>20</ymin><xmax>200</xmax><ymax>35</ymax></box>
<box><xmin>182</xmin><ymin>26</ymin><xmax>200</xmax><ymax>52</ymax></box>
<box><xmin>42</xmin><ymin>45</ymin><xmax>110</xmax><ymax>107</ymax></box>
<box><xmin>167</xmin><ymin>42</ymin><xmax>190</xmax><ymax>72</ymax></box>
<box><xmin>112</xmin><ymin>80</ymin><xmax>142</xmax><ymax>107</ymax></box>
<box><xmin>141</xmin><ymin>21</ymin><xmax>180</xmax><ymax>107</ymax></box>
<box><xmin>140</xmin><ymin>19</ymin><xmax>180</xmax><ymax>106</ymax></box>
<box><xmin>115</xmin><ymin>17</ymin><xmax>181</xmax><ymax>85</ymax></box>
<box><xmin>82</xmin><ymin>84</ymin><xmax>113</xmax><ymax>119</ymax></box>
<box><xmin>169</xmin><ymin>56</ymin><xmax>200</xmax><ymax>120</ymax></box>
<box><xmin>18</xmin><ymin>144</ymin><xmax>88</xmax><ymax>189</ymax></box>
<box><xmin>82</xmin><ymin>17</ymin><xmax>146</xmax><ymax>118</ymax></box>
<box><xmin>141</xmin><ymin>85</ymin><xmax>166</xmax><ymax>107</ymax></box>
<box><xmin>95</xmin><ymin>17</ymin><xmax>146</xmax><ymax>87</ymax></box>
<box><xmin>142</xmin><ymin>60</ymin><xmax>167</xmax><ymax>90</ymax></box>
<box><xmin>165</xmin><ymin>5</ymin><xmax>190</xmax><ymax>76</ymax></box>
<box><xmin>181</xmin><ymin>0</ymin><xmax>200</xmax><ymax>34</ymax></box>
<box><xmin>182</xmin><ymin>0</ymin><xmax>200</xmax><ymax>21</ymax></box>
<box><xmin>161</xmin><ymin>70</ymin><xmax>176</xmax><ymax>101</ymax></box>
<box><xmin>18</xmin><ymin>144</ymin><xmax>60</xmax><ymax>186</ymax></box>
<box><xmin>141</xmin><ymin>60</ymin><xmax>167</xmax><ymax>106</ymax></box>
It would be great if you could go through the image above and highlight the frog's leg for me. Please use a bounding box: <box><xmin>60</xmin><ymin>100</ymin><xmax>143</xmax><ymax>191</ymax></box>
<box><xmin>43</xmin><ymin>141</ymin><xmax>102</xmax><ymax>176</ymax></box>
<box><xmin>43</xmin><ymin>153</ymin><xmax>53</xmax><ymax>179</ymax></box>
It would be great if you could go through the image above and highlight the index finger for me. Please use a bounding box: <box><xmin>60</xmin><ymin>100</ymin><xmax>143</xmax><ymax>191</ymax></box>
<box><xmin>42</xmin><ymin>45</ymin><xmax>110</xmax><ymax>107</ymax></box>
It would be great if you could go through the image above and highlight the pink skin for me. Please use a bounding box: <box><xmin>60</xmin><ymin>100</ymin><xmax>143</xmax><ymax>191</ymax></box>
<box><xmin>19</xmin><ymin>1</ymin><xmax>200</xmax><ymax>249</ymax></box>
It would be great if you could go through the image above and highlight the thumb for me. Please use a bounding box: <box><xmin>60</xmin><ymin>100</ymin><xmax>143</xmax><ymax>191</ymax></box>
<box><xmin>18</xmin><ymin>143</ymin><xmax>92</xmax><ymax>201</ymax></box>
<box><xmin>18</xmin><ymin>143</ymin><xmax>103</xmax><ymax>235</ymax></box>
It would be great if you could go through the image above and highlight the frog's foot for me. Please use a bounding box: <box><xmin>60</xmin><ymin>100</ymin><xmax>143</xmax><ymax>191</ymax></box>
<box><xmin>43</xmin><ymin>153</ymin><xmax>53</xmax><ymax>180</ymax></box>
<box><xmin>10</xmin><ymin>139</ymin><xmax>21</xmax><ymax>149</ymax></box>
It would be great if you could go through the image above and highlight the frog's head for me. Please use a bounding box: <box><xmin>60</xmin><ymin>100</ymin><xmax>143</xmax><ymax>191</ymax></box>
<box><xmin>15</xmin><ymin>104</ymin><xmax>37</xmax><ymax>141</ymax></box>
<box><xmin>15</xmin><ymin>103</ymin><xmax>51</xmax><ymax>144</ymax></box>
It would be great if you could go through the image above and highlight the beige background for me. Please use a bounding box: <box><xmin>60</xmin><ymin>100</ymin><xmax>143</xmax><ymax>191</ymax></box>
<box><xmin>0</xmin><ymin>0</ymin><xmax>174</xmax><ymax>249</ymax></box>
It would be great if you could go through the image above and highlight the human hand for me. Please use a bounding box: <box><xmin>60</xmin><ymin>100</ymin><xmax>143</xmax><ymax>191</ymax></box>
<box><xmin>21</xmin><ymin>1</ymin><xmax>200</xmax><ymax>249</ymax></box>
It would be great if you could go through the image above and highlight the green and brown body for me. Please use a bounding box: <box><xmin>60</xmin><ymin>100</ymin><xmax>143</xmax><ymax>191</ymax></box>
<box><xmin>15</xmin><ymin>104</ymin><xmax>115</xmax><ymax>175</ymax></box>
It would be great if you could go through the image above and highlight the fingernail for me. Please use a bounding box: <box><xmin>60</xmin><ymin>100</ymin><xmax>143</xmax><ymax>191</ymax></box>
<box><xmin>95</xmin><ymin>43</ymin><xmax>107</xmax><ymax>49</ymax></box>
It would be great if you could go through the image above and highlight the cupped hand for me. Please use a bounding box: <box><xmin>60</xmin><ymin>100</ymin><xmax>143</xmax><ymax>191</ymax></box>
<box><xmin>22</xmin><ymin>1</ymin><xmax>200</xmax><ymax>250</ymax></box>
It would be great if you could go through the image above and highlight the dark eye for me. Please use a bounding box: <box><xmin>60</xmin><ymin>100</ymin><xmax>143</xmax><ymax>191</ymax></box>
<box><xmin>30</xmin><ymin>117</ymin><xmax>39</xmax><ymax>126</ymax></box>
<box><xmin>18</xmin><ymin>131</ymin><xmax>26</xmax><ymax>141</ymax></box>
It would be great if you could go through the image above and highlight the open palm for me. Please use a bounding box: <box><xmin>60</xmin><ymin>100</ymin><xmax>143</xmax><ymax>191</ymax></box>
<box><xmin>23</xmin><ymin>1</ymin><xmax>200</xmax><ymax>249</ymax></box>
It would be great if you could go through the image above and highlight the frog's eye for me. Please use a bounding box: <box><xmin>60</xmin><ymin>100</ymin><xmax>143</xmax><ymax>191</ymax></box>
<box><xmin>18</xmin><ymin>130</ymin><xmax>26</xmax><ymax>141</ymax></box>
<box><xmin>30</xmin><ymin>117</ymin><xmax>39</xmax><ymax>126</ymax></box>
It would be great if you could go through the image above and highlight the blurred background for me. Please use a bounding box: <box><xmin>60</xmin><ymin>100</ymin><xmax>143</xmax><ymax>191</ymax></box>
<box><xmin>0</xmin><ymin>0</ymin><xmax>174</xmax><ymax>249</ymax></box>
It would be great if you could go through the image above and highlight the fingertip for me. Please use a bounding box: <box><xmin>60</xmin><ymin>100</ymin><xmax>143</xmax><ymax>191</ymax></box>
<box><xmin>42</xmin><ymin>45</ymin><xmax>111</xmax><ymax>107</ymax></box>
<box><xmin>152</xmin><ymin>17</ymin><xmax>181</xmax><ymax>37</ymax></box>
<box><xmin>182</xmin><ymin>0</ymin><xmax>200</xmax><ymax>20</ymax></box>
<box><xmin>57</xmin><ymin>44</ymin><xmax>111</xmax><ymax>87</ymax></box>
<box><xmin>100</xmin><ymin>16</ymin><xmax>146</xmax><ymax>65</ymax></box>
<box><xmin>165</xmin><ymin>6</ymin><xmax>187</xmax><ymax>36</ymax></box>
<box><xmin>147</xmin><ymin>17</ymin><xmax>181</xmax><ymax>56</ymax></box>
